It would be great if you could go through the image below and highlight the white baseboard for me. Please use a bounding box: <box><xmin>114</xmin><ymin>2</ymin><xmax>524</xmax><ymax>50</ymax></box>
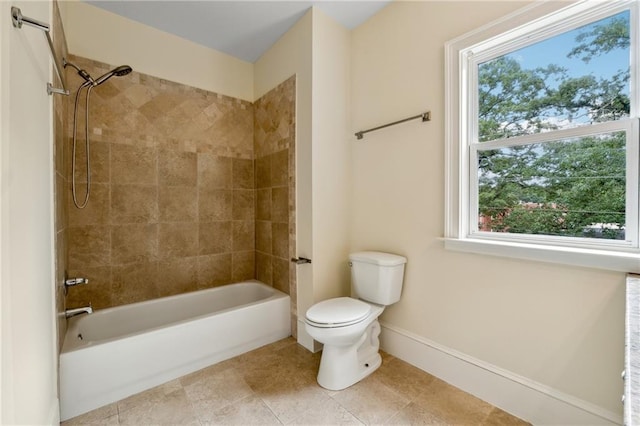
<box><xmin>379</xmin><ymin>322</ymin><xmax>622</xmax><ymax>425</ymax></box>
<box><xmin>49</xmin><ymin>397</ymin><xmax>60</xmax><ymax>425</ymax></box>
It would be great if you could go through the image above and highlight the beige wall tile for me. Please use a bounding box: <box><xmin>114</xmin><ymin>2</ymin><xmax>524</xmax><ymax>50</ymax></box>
<box><xmin>158</xmin><ymin>222</ymin><xmax>198</xmax><ymax>259</ymax></box>
<box><xmin>256</xmin><ymin>156</ymin><xmax>271</xmax><ymax>189</ymax></box>
<box><xmin>156</xmin><ymin>257</ymin><xmax>199</xmax><ymax>297</ymax></box>
<box><xmin>56</xmin><ymin>229</ymin><xmax>67</xmax><ymax>292</ymax></box>
<box><xmin>199</xmin><ymin>188</ymin><xmax>232</xmax><ymax>221</ymax></box>
<box><xmin>68</xmin><ymin>183</ymin><xmax>110</xmax><ymax>226</ymax></box>
<box><xmin>111</xmin><ymin>224</ymin><xmax>159</xmax><ymax>264</ymax></box>
<box><xmin>111</xmin><ymin>184</ymin><xmax>158</xmax><ymax>223</ymax></box>
<box><xmin>198</xmin><ymin>254</ymin><xmax>232</xmax><ymax>288</ymax></box>
<box><xmin>233</xmin><ymin>190</ymin><xmax>255</xmax><ymax>221</ymax></box>
<box><xmin>56</xmin><ymin>174</ymin><xmax>66</xmax><ymax>233</ymax></box>
<box><xmin>270</xmin><ymin>150</ymin><xmax>288</xmax><ymax>187</ymax></box>
<box><xmin>111</xmin><ymin>144</ymin><xmax>157</xmax><ymax>185</ymax></box>
<box><xmin>256</xmin><ymin>252</ymin><xmax>272</xmax><ymax>286</ymax></box>
<box><xmin>112</xmin><ymin>261</ymin><xmax>159</xmax><ymax>305</ymax></box>
<box><xmin>198</xmin><ymin>154</ymin><xmax>231</xmax><ymax>189</ymax></box>
<box><xmin>199</xmin><ymin>221</ymin><xmax>232</xmax><ymax>255</ymax></box>
<box><xmin>68</xmin><ymin>225</ymin><xmax>111</xmax><ymax>269</ymax></box>
<box><xmin>256</xmin><ymin>221</ymin><xmax>272</xmax><ymax>254</ymax></box>
<box><xmin>272</xmin><ymin>257</ymin><xmax>289</xmax><ymax>295</ymax></box>
<box><xmin>271</xmin><ymin>222</ymin><xmax>289</xmax><ymax>260</ymax></box>
<box><xmin>232</xmin><ymin>251</ymin><xmax>255</xmax><ymax>282</ymax></box>
<box><xmin>159</xmin><ymin>150</ymin><xmax>197</xmax><ymax>187</ymax></box>
<box><xmin>256</xmin><ymin>189</ymin><xmax>271</xmax><ymax>221</ymax></box>
<box><xmin>271</xmin><ymin>187</ymin><xmax>288</xmax><ymax>223</ymax></box>
<box><xmin>233</xmin><ymin>221</ymin><xmax>255</xmax><ymax>251</ymax></box>
<box><xmin>158</xmin><ymin>186</ymin><xmax>197</xmax><ymax>222</ymax></box>
<box><xmin>71</xmin><ymin>140</ymin><xmax>110</xmax><ymax>184</ymax></box>
<box><xmin>232</xmin><ymin>158</ymin><xmax>254</xmax><ymax>189</ymax></box>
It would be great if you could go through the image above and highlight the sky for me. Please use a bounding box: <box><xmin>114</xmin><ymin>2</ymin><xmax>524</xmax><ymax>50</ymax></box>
<box><xmin>507</xmin><ymin>10</ymin><xmax>629</xmax><ymax>89</ymax></box>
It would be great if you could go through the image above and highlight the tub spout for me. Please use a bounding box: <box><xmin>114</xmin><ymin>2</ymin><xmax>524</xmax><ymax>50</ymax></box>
<box><xmin>65</xmin><ymin>277</ymin><xmax>89</xmax><ymax>287</ymax></box>
<box><xmin>65</xmin><ymin>304</ymin><xmax>93</xmax><ymax>318</ymax></box>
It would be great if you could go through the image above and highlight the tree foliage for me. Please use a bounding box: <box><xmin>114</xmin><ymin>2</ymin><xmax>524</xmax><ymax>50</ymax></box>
<box><xmin>477</xmin><ymin>13</ymin><xmax>630</xmax><ymax>239</ymax></box>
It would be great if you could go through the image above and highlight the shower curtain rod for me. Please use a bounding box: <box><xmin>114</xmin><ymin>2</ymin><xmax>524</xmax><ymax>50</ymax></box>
<box><xmin>355</xmin><ymin>111</ymin><xmax>431</xmax><ymax>140</ymax></box>
<box><xmin>11</xmin><ymin>6</ymin><xmax>69</xmax><ymax>96</ymax></box>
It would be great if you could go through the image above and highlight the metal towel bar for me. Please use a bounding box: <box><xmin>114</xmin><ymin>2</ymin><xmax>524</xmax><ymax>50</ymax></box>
<box><xmin>355</xmin><ymin>111</ymin><xmax>431</xmax><ymax>140</ymax></box>
<box><xmin>11</xmin><ymin>6</ymin><xmax>69</xmax><ymax>96</ymax></box>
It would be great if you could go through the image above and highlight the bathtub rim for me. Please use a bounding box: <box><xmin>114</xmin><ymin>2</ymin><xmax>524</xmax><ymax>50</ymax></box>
<box><xmin>62</xmin><ymin>280</ymin><xmax>288</xmax><ymax>353</ymax></box>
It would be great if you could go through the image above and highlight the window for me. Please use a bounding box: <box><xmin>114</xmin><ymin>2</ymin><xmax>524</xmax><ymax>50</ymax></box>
<box><xmin>445</xmin><ymin>1</ymin><xmax>640</xmax><ymax>271</ymax></box>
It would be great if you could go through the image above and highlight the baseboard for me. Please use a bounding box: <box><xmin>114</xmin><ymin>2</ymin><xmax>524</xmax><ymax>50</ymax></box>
<box><xmin>379</xmin><ymin>322</ymin><xmax>622</xmax><ymax>425</ymax></box>
<box><xmin>49</xmin><ymin>397</ymin><xmax>60</xmax><ymax>425</ymax></box>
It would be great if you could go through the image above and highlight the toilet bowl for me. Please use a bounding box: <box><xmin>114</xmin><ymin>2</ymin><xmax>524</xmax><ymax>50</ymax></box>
<box><xmin>304</xmin><ymin>251</ymin><xmax>407</xmax><ymax>391</ymax></box>
<box><xmin>305</xmin><ymin>298</ymin><xmax>384</xmax><ymax>390</ymax></box>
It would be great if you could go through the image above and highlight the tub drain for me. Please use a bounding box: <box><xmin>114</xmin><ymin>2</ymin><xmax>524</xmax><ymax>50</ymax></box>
<box><xmin>77</xmin><ymin>333</ymin><xmax>83</xmax><ymax>340</ymax></box>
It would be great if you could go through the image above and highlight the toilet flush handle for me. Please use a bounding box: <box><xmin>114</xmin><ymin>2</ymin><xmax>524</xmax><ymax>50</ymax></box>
<box><xmin>291</xmin><ymin>257</ymin><xmax>312</xmax><ymax>265</ymax></box>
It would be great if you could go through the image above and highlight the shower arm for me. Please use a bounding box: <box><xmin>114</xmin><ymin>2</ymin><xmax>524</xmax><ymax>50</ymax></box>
<box><xmin>11</xmin><ymin>6</ymin><xmax>69</xmax><ymax>96</ymax></box>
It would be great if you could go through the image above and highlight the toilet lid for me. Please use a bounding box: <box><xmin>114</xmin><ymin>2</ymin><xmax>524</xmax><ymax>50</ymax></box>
<box><xmin>305</xmin><ymin>297</ymin><xmax>371</xmax><ymax>327</ymax></box>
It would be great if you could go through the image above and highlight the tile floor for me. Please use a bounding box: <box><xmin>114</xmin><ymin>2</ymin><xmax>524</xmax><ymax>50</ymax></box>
<box><xmin>62</xmin><ymin>338</ymin><xmax>530</xmax><ymax>425</ymax></box>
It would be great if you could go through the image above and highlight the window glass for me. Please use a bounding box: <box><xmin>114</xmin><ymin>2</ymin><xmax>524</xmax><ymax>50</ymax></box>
<box><xmin>477</xmin><ymin>131</ymin><xmax>626</xmax><ymax>239</ymax></box>
<box><xmin>477</xmin><ymin>11</ymin><xmax>630</xmax><ymax>142</ymax></box>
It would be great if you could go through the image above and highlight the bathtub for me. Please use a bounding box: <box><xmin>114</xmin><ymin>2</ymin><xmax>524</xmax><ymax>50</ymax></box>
<box><xmin>59</xmin><ymin>280</ymin><xmax>290</xmax><ymax>421</ymax></box>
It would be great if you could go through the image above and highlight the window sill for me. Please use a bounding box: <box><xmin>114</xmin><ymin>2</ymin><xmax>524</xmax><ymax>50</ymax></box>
<box><xmin>444</xmin><ymin>237</ymin><xmax>640</xmax><ymax>273</ymax></box>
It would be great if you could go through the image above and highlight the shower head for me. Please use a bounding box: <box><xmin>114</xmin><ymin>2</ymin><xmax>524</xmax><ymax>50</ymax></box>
<box><xmin>94</xmin><ymin>65</ymin><xmax>133</xmax><ymax>86</ymax></box>
<box><xmin>64</xmin><ymin>60</ymin><xmax>95</xmax><ymax>86</ymax></box>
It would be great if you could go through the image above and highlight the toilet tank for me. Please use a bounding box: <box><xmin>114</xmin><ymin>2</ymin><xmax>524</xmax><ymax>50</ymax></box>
<box><xmin>349</xmin><ymin>251</ymin><xmax>407</xmax><ymax>305</ymax></box>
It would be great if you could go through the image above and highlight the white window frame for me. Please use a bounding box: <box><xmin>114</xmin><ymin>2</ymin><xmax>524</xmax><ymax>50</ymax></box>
<box><xmin>445</xmin><ymin>0</ymin><xmax>640</xmax><ymax>272</ymax></box>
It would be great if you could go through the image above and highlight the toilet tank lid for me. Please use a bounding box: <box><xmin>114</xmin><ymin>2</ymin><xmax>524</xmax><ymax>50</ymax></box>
<box><xmin>349</xmin><ymin>251</ymin><xmax>407</xmax><ymax>266</ymax></box>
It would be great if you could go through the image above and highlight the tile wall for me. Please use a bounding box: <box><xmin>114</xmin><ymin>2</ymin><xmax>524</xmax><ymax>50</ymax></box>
<box><xmin>62</xmin><ymin>56</ymin><xmax>296</xmax><ymax>321</ymax></box>
<box><xmin>254</xmin><ymin>76</ymin><xmax>297</xmax><ymax>335</ymax></box>
<box><xmin>64</xmin><ymin>55</ymin><xmax>255</xmax><ymax>309</ymax></box>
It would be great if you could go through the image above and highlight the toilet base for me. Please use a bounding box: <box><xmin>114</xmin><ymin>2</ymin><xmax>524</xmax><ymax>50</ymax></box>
<box><xmin>316</xmin><ymin>320</ymin><xmax>382</xmax><ymax>391</ymax></box>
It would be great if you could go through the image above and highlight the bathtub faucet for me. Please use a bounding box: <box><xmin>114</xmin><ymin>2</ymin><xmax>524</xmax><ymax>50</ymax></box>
<box><xmin>65</xmin><ymin>277</ymin><xmax>89</xmax><ymax>287</ymax></box>
<box><xmin>65</xmin><ymin>304</ymin><xmax>93</xmax><ymax>319</ymax></box>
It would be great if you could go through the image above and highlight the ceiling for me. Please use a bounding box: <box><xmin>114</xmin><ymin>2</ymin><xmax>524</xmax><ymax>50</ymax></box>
<box><xmin>87</xmin><ymin>1</ymin><xmax>391</xmax><ymax>63</ymax></box>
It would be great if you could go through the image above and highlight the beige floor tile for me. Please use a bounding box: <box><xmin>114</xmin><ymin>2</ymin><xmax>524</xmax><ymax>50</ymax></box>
<box><xmin>374</xmin><ymin>356</ymin><xmax>436</xmax><ymax>402</ymax></box>
<box><xmin>237</xmin><ymin>343</ymin><xmax>318</xmax><ymax>393</ymax></box>
<box><xmin>386</xmin><ymin>400</ymin><xmax>448</xmax><ymax>425</ymax></box>
<box><xmin>412</xmin><ymin>378</ymin><xmax>495</xmax><ymax>425</ymax></box>
<box><xmin>202</xmin><ymin>394</ymin><xmax>281</xmax><ymax>425</ymax></box>
<box><xmin>183</xmin><ymin>366</ymin><xmax>254</xmax><ymax>416</ymax></box>
<box><xmin>482</xmin><ymin>407</ymin><xmax>532</xmax><ymax>426</ymax></box>
<box><xmin>61</xmin><ymin>403</ymin><xmax>118</xmax><ymax>425</ymax></box>
<box><xmin>116</xmin><ymin>379</ymin><xmax>182</xmax><ymax>414</ymax></box>
<box><xmin>330</xmin><ymin>375</ymin><xmax>411</xmax><ymax>424</ymax></box>
<box><xmin>291</xmin><ymin>396</ymin><xmax>364</xmax><ymax>425</ymax></box>
<box><xmin>118</xmin><ymin>388</ymin><xmax>199</xmax><ymax>425</ymax></box>
<box><xmin>179</xmin><ymin>358</ymin><xmax>236</xmax><ymax>387</ymax></box>
<box><xmin>257</xmin><ymin>376</ymin><xmax>332</xmax><ymax>424</ymax></box>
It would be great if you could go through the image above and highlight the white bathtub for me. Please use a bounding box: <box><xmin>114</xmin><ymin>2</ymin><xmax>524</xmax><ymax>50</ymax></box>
<box><xmin>59</xmin><ymin>280</ymin><xmax>290</xmax><ymax>421</ymax></box>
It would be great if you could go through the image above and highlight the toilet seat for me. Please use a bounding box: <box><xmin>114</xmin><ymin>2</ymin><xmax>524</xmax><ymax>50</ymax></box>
<box><xmin>305</xmin><ymin>297</ymin><xmax>372</xmax><ymax>328</ymax></box>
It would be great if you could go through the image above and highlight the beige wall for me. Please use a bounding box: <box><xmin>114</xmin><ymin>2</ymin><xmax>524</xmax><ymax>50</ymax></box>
<box><xmin>311</xmin><ymin>9</ymin><xmax>352</xmax><ymax>302</ymax></box>
<box><xmin>59</xmin><ymin>1</ymin><xmax>254</xmax><ymax>102</ymax></box>
<box><xmin>0</xmin><ymin>1</ymin><xmax>59</xmax><ymax>423</ymax></box>
<box><xmin>350</xmin><ymin>0</ymin><xmax>624</xmax><ymax>415</ymax></box>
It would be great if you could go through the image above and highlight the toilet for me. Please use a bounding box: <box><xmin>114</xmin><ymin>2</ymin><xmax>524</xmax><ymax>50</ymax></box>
<box><xmin>304</xmin><ymin>251</ymin><xmax>407</xmax><ymax>391</ymax></box>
